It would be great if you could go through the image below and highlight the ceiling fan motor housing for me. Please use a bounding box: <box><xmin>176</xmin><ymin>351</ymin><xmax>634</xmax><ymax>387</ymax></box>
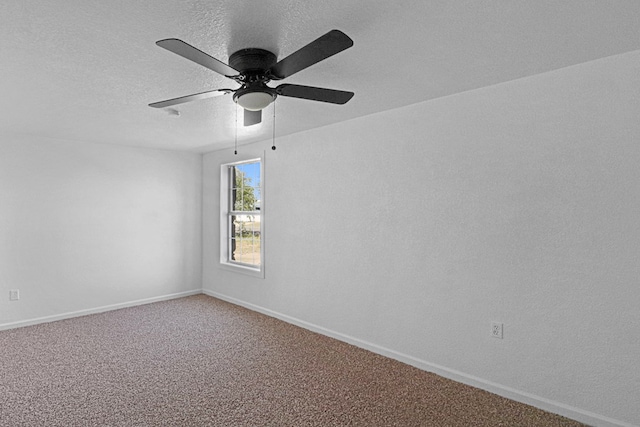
<box><xmin>229</xmin><ymin>48</ymin><xmax>277</xmax><ymax>76</ymax></box>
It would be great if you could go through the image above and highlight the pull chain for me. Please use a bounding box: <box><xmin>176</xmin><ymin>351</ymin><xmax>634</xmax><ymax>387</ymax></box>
<box><xmin>272</xmin><ymin>99</ymin><xmax>277</xmax><ymax>151</ymax></box>
<box><xmin>234</xmin><ymin>104</ymin><xmax>238</xmax><ymax>155</ymax></box>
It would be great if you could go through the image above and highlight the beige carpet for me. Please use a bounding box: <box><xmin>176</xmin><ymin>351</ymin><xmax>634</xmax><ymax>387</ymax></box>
<box><xmin>0</xmin><ymin>295</ymin><xmax>585</xmax><ymax>426</ymax></box>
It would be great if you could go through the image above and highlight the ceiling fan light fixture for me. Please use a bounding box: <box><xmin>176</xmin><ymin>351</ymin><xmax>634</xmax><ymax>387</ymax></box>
<box><xmin>235</xmin><ymin>91</ymin><xmax>275</xmax><ymax>111</ymax></box>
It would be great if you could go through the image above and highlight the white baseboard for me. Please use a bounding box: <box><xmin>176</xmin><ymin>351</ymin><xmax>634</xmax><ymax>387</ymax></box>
<box><xmin>0</xmin><ymin>289</ymin><xmax>202</xmax><ymax>331</ymax></box>
<box><xmin>203</xmin><ymin>289</ymin><xmax>635</xmax><ymax>427</ymax></box>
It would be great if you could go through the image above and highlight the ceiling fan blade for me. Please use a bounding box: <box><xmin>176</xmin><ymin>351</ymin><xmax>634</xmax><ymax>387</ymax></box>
<box><xmin>269</xmin><ymin>30</ymin><xmax>353</xmax><ymax>80</ymax></box>
<box><xmin>149</xmin><ymin>89</ymin><xmax>231</xmax><ymax>108</ymax></box>
<box><xmin>156</xmin><ymin>39</ymin><xmax>239</xmax><ymax>77</ymax></box>
<box><xmin>276</xmin><ymin>84</ymin><xmax>354</xmax><ymax>104</ymax></box>
<box><xmin>244</xmin><ymin>109</ymin><xmax>262</xmax><ymax>126</ymax></box>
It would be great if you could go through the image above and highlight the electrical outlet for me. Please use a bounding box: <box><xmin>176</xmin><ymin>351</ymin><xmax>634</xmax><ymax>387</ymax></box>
<box><xmin>9</xmin><ymin>289</ymin><xmax>20</xmax><ymax>301</ymax></box>
<box><xmin>491</xmin><ymin>322</ymin><xmax>503</xmax><ymax>339</ymax></box>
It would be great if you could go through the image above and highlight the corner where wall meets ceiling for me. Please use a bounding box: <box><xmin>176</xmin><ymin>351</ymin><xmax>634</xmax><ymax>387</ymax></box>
<box><xmin>1</xmin><ymin>1</ymin><xmax>640</xmax><ymax>152</ymax></box>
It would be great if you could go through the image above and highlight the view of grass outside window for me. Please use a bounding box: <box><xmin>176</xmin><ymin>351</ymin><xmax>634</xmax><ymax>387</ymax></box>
<box><xmin>228</xmin><ymin>161</ymin><xmax>261</xmax><ymax>267</ymax></box>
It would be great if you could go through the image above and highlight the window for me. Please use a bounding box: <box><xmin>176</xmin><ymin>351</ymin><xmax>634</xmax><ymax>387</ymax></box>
<box><xmin>220</xmin><ymin>158</ymin><xmax>263</xmax><ymax>277</ymax></box>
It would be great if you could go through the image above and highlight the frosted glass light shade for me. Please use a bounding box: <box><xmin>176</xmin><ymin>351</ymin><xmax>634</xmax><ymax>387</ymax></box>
<box><xmin>236</xmin><ymin>92</ymin><xmax>274</xmax><ymax>111</ymax></box>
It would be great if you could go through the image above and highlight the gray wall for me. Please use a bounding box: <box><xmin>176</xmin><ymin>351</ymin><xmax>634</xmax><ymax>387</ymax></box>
<box><xmin>203</xmin><ymin>50</ymin><xmax>640</xmax><ymax>426</ymax></box>
<box><xmin>0</xmin><ymin>135</ymin><xmax>202</xmax><ymax>326</ymax></box>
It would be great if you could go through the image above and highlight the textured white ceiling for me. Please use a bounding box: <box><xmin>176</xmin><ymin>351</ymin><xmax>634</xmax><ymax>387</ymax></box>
<box><xmin>2</xmin><ymin>0</ymin><xmax>640</xmax><ymax>152</ymax></box>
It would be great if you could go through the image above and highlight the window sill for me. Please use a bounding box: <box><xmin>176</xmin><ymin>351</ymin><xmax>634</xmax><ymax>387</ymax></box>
<box><xmin>219</xmin><ymin>261</ymin><xmax>264</xmax><ymax>279</ymax></box>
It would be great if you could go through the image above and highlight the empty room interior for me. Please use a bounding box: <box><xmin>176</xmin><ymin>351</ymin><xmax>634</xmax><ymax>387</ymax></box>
<box><xmin>1</xmin><ymin>1</ymin><xmax>639</xmax><ymax>426</ymax></box>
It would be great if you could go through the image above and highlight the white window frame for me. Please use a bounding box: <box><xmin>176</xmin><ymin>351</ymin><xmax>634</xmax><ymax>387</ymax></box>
<box><xmin>220</xmin><ymin>157</ymin><xmax>264</xmax><ymax>278</ymax></box>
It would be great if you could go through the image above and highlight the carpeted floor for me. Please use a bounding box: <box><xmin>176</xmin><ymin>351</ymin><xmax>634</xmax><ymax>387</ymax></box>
<box><xmin>0</xmin><ymin>294</ymin><xmax>585</xmax><ymax>426</ymax></box>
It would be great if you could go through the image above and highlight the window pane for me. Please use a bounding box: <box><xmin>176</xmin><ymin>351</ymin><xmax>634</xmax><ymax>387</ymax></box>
<box><xmin>230</xmin><ymin>214</ymin><xmax>261</xmax><ymax>266</ymax></box>
<box><xmin>231</xmin><ymin>162</ymin><xmax>260</xmax><ymax>212</ymax></box>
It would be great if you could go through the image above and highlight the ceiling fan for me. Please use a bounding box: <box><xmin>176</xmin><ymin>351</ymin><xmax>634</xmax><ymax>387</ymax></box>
<box><xmin>149</xmin><ymin>30</ymin><xmax>354</xmax><ymax>126</ymax></box>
